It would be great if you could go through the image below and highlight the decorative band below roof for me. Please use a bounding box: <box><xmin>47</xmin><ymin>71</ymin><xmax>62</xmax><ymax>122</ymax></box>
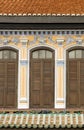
<box><xmin>0</xmin><ymin>13</ymin><xmax>84</xmax><ymax>16</ymax></box>
<box><xmin>0</xmin><ymin>30</ymin><xmax>84</xmax><ymax>36</ymax></box>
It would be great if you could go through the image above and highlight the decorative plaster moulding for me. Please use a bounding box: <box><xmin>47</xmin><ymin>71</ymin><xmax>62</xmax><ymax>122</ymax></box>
<box><xmin>56</xmin><ymin>39</ymin><xmax>64</xmax><ymax>46</ymax></box>
<box><xmin>20</xmin><ymin>39</ymin><xmax>28</xmax><ymax>43</ymax></box>
<box><xmin>56</xmin><ymin>39</ymin><xmax>64</xmax><ymax>43</ymax></box>
<box><xmin>0</xmin><ymin>13</ymin><xmax>84</xmax><ymax>16</ymax></box>
<box><xmin>76</xmin><ymin>39</ymin><xmax>82</xmax><ymax>42</ymax></box>
<box><xmin>0</xmin><ymin>30</ymin><xmax>84</xmax><ymax>36</ymax></box>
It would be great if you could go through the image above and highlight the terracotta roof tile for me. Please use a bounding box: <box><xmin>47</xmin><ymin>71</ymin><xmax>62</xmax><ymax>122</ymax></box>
<box><xmin>0</xmin><ymin>0</ymin><xmax>84</xmax><ymax>16</ymax></box>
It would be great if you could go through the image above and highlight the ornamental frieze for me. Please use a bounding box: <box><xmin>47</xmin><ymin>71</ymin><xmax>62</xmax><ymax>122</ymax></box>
<box><xmin>0</xmin><ymin>31</ymin><xmax>84</xmax><ymax>46</ymax></box>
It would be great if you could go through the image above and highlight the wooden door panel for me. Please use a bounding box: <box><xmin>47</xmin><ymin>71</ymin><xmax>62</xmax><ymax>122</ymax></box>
<box><xmin>6</xmin><ymin>62</ymin><xmax>17</xmax><ymax>107</ymax></box>
<box><xmin>80</xmin><ymin>84</ymin><xmax>84</xmax><ymax>91</ymax></box>
<box><xmin>32</xmin><ymin>82</ymin><xmax>40</xmax><ymax>90</ymax></box>
<box><xmin>80</xmin><ymin>61</ymin><xmax>84</xmax><ymax>107</ymax></box>
<box><xmin>67</xmin><ymin>51</ymin><xmax>84</xmax><ymax>108</ymax></box>
<box><xmin>0</xmin><ymin>77</ymin><xmax>5</xmax><ymax>86</ymax></box>
<box><xmin>5</xmin><ymin>94</ymin><xmax>16</xmax><ymax>107</ymax></box>
<box><xmin>42</xmin><ymin>60</ymin><xmax>54</xmax><ymax>107</ymax></box>
<box><xmin>67</xmin><ymin>48</ymin><xmax>84</xmax><ymax>108</ymax></box>
<box><xmin>0</xmin><ymin>49</ymin><xmax>18</xmax><ymax>108</ymax></box>
<box><xmin>7</xmin><ymin>76</ymin><xmax>15</xmax><ymax>83</ymax></box>
<box><xmin>43</xmin><ymin>92</ymin><xmax>53</xmax><ymax>107</ymax></box>
<box><xmin>7</xmin><ymin>63</ymin><xmax>16</xmax><ymax>75</ymax></box>
<box><xmin>80</xmin><ymin>91</ymin><xmax>84</xmax><ymax>106</ymax></box>
<box><xmin>69</xmin><ymin>79</ymin><xmax>78</xmax><ymax>91</ymax></box>
<box><xmin>69</xmin><ymin>92</ymin><xmax>78</xmax><ymax>107</ymax></box>
<box><xmin>0</xmin><ymin>85</ymin><xmax>4</xmax><ymax>107</ymax></box>
<box><xmin>31</xmin><ymin>62</ymin><xmax>41</xmax><ymax>89</ymax></box>
<box><xmin>0</xmin><ymin>62</ymin><xmax>5</xmax><ymax>107</ymax></box>
<box><xmin>30</xmin><ymin>60</ymin><xmax>41</xmax><ymax>107</ymax></box>
<box><xmin>69</xmin><ymin>73</ymin><xmax>77</xmax><ymax>79</ymax></box>
<box><xmin>67</xmin><ymin>60</ymin><xmax>79</xmax><ymax>107</ymax></box>
<box><xmin>0</xmin><ymin>62</ymin><xmax>5</xmax><ymax>74</ymax></box>
<box><xmin>7</xmin><ymin>76</ymin><xmax>15</xmax><ymax>87</ymax></box>
<box><xmin>31</xmin><ymin>91</ymin><xmax>40</xmax><ymax>107</ymax></box>
<box><xmin>43</xmin><ymin>84</ymin><xmax>52</xmax><ymax>91</ymax></box>
<box><xmin>30</xmin><ymin>50</ymin><xmax>54</xmax><ymax>108</ymax></box>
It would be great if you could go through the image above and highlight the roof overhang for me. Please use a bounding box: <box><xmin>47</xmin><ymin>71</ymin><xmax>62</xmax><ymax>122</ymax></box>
<box><xmin>0</xmin><ymin>16</ymin><xmax>84</xmax><ymax>30</ymax></box>
<box><xmin>0</xmin><ymin>16</ymin><xmax>84</xmax><ymax>23</ymax></box>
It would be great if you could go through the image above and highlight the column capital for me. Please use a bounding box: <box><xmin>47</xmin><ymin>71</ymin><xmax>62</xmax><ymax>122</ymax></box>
<box><xmin>56</xmin><ymin>39</ymin><xmax>65</xmax><ymax>46</ymax></box>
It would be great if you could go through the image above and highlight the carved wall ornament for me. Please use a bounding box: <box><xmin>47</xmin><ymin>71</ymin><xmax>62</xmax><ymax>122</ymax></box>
<box><xmin>28</xmin><ymin>35</ymin><xmax>37</xmax><ymax>44</ymax></box>
<box><xmin>66</xmin><ymin>37</ymin><xmax>75</xmax><ymax>44</ymax></box>
<box><xmin>3</xmin><ymin>38</ymin><xmax>11</xmax><ymax>45</ymax></box>
<box><xmin>76</xmin><ymin>38</ymin><xmax>83</xmax><ymax>44</ymax></box>
<box><xmin>38</xmin><ymin>36</ymin><xmax>47</xmax><ymax>44</ymax></box>
<box><xmin>48</xmin><ymin>36</ymin><xmax>56</xmax><ymax>44</ymax></box>
<box><xmin>12</xmin><ymin>37</ymin><xmax>20</xmax><ymax>44</ymax></box>
<box><xmin>56</xmin><ymin>39</ymin><xmax>65</xmax><ymax>46</ymax></box>
<box><xmin>20</xmin><ymin>39</ymin><xmax>28</xmax><ymax>46</ymax></box>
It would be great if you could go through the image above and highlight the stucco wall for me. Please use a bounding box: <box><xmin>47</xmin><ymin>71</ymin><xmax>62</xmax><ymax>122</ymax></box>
<box><xmin>0</xmin><ymin>30</ymin><xmax>83</xmax><ymax>109</ymax></box>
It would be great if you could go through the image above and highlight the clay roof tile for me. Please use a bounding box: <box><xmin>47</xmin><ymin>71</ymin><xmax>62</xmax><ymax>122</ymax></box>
<box><xmin>0</xmin><ymin>0</ymin><xmax>84</xmax><ymax>16</ymax></box>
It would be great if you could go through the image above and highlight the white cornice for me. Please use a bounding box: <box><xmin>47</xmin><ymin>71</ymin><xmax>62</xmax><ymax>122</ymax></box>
<box><xmin>0</xmin><ymin>13</ymin><xmax>84</xmax><ymax>16</ymax></box>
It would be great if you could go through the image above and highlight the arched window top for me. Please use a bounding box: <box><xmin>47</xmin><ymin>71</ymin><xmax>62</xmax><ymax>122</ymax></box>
<box><xmin>0</xmin><ymin>49</ymin><xmax>17</xmax><ymax>60</ymax></box>
<box><xmin>69</xmin><ymin>49</ymin><xmax>84</xmax><ymax>59</ymax></box>
<box><xmin>32</xmin><ymin>49</ymin><xmax>53</xmax><ymax>59</ymax></box>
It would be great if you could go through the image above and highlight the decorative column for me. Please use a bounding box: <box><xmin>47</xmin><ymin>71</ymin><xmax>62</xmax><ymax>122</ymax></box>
<box><xmin>18</xmin><ymin>38</ymin><xmax>28</xmax><ymax>109</ymax></box>
<box><xmin>55</xmin><ymin>39</ymin><xmax>65</xmax><ymax>108</ymax></box>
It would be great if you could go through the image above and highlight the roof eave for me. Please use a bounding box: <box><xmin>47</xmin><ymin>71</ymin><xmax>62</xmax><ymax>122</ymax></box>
<box><xmin>0</xmin><ymin>16</ymin><xmax>84</xmax><ymax>23</ymax></box>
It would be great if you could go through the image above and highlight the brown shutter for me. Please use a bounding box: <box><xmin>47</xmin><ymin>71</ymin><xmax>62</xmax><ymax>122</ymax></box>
<box><xmin>30</xmin><ymin>60</ymin><xmax>42</xmax><ymax>108</ymax></box>
<box><xmin>0</xmin><ymin>62</ymin><xmax>5</xmax><ymax>107</ymax></box>
<box><xmin>5</xmin><ymin>61</ymin><xmax>17</xmax><ymax>108</ymax></box>
<box><xmin>30</xmin><ymin>49</ymin><xmax>54</xmax><ymax>108</ymax></box>
<box><xmin>80</xmin><ymin>61</ymin><xmax>84</xmax><ymax>107</ymax></box>
<box><xmin>42</xmin><ymin>60</ymin><xmax>54</xmax><ymax>107</ymax></box>
<box><xmin>67</xmin><ymin>60</ymin><xmax>79</xmax><ymax>107</ymax></box>
<box><xmin>0</xmin><ymin>49</ymin><xmax>18</xmax><ymax>108</ymax></box>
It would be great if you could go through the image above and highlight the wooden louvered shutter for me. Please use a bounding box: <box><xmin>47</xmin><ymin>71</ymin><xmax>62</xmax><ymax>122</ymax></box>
<box><xmin>30</xmin><ymin>48</ymin><xmax>54</xmax><ymax>108</ymax></box>
<box><xmin>0</xmin><ymin>49</ymin><xmax>18</xmax><ymax>108</ymax></box>
<box><xmin>67</xmin><ymin>60</ymin><xmax>79</xmax><ymax>107</ymax></box>
<box><xmin>30</xmin><ymin>60</ymin><xmax>42</xmax><ymax>108</ymax></box>
<box><xmin>42</xmin><ymin>60</ymin><xmax>54</xmax><ymax>107</ymax></box>
<box><xmin>5</xmin><ymin>61</ymin><xmax>17</xmax><ymax>107</ymax></box>
<box><xmin>80</xmin><ymin>61</ymin><xmax>84</xmax><ymax>107</ymax></box>
<box><xmin>0</xmin><ymin>62</ymin><xmax>5</xmax><ymax>107</ymax></box>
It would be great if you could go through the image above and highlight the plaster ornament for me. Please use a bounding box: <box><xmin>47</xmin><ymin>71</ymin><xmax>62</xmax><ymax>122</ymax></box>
<box><xmin>48</xmin><ymin>36</ymin><xmax>56</xmax><ymax>43</ymax></box>
<box><xmin>66</xmin><ymin>37</ymin><xmax>74</xmax><ymax>44</ymax></box>
<box><xmin>38</xmin><ymin>36</ymin><xmax>47</xmax><ymax>44</ymax></box>
<box><xmin>3</xmin><ymin>39</ymin><xmax>11</xmax><ymax>45</ymax></box>
<box><xmin>56</xmin><ymin>39</ymin><xmax>64</xmax><ymax>46</ymax></box>
<box><xmin>76</xmin><ymin>38</ymin><xmax>82</xmax><ymax>44</ymax></box>
<box><xmin>29</xmin><ymin>35</ymin><xmax>37</xmax><ymax>44</ymax></box>
<box><xmin>12</xmin><ymin>37</ymin><xmax>19</xmax><ymax>44</ymax></box>
<box><xmin>20</xmin><ymin>39</ymin><xmax>28</xmax><ymax>45</ymax></box>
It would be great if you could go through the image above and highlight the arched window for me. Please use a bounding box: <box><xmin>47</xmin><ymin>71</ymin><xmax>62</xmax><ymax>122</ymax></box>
<box><xmin>69</xmin><ymin>49</ymin><xmax>84</xmax><ymax>59</ymax></box>
<box><xmin>67</xmin><ymin>47</ymin><xmax>84</xmax><ymax>108</ymax></box>
<box><xmin>30</xmin><ymin>47</ymin><xmax>54</xmax><ymax>108</ymax></box>
<box><xmin>0</xmin><ymin>47</ymin><xmax>18</xmax><ymax>108</ymax></box>
<box><xmin>0</xmin><ymin>49</ymin><xmax>17</xmax><ymax>59</ymax></box>
<box><xmin>32</xmin><ymin>49</ymin><xmax>53</xmax><ymax>59</ymax></box>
